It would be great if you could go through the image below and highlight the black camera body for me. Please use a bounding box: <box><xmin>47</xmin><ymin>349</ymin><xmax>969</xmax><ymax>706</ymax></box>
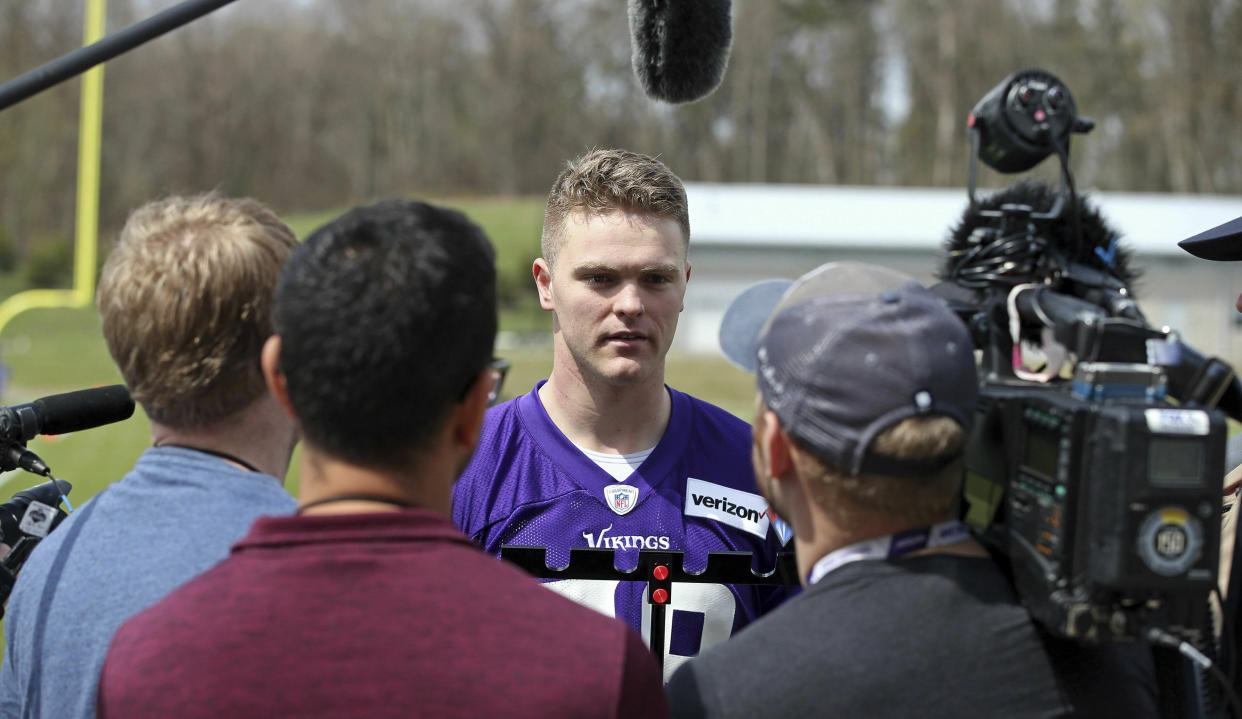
<box><xmin>964</xmin><ymin>376</ymin><xmax>1223</xmax><ymax>644</ymax></box>
<box><xmin>944</xmin><ymin>68</ymin><xmax>1240</xmax><ymax>649</ymax></box>
<box><xmin>0</xmin><ymin>386</ymin><xmax>134</xmax><ymax>615</ymax></box>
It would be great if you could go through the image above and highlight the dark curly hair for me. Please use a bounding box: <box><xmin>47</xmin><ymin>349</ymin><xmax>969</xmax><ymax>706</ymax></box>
<box><xmin>275</xmin><ymin>199</ymin><xmax>497</xmax><ymax>469</ymax></box>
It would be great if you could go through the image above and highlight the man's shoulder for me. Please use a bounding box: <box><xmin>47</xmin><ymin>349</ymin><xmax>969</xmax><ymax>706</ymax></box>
<box><xmin>6</xmin><ymin>475</ymin><xmax>140</xmax><ymax>607</ymax></box>
<box><xmin>132</xmin><ymin>447</ymin><xmax>295</xmax><ymax>507</ymax></box>
<box><xmin>821</xmin><ymin>557</ymin><xmax>1158</xmax><ymax>714</ymax></box>
<box><xmin>8</xmin><ymin>455</ymin><xmax>295</xmax><ymax>645</ymax></box>
<box><xmin>456</xmin><ymin>393</ymin><xmax>569</xmax><ymax>501</ymax></box>
<box><xmin>111</xmin><ymin>552</ymin><xmax>237</xmax><ymax>628</ymax></box>
<box><xmin>481</xmin><ymin>390</ymin><xmax>524</xmax><ymax>426</ymax></box>
<box><xmin>685</xmin><ymin>558</ymin><xmax>1021</xmax><ymax>662</ymax></box>
<box><xmin>111</xmin><ymin>531</ymin><xmax>636</xmax><ymax>658</ymax></box>
<box><xmin>669</xmin><ymin>557</ymin><xmax>1153</xmax><ymax>718</ymax></box>
<box><xmin>110</xmin><ymin>454</ymin><xmax>295</xmax><ymax>538</ymax></box>
<box><xmin>471</xmin><ymin>392</ymin><xmax>538</xmax><ymax>461</ymax></box>
<box><xmin>665</xmin><ymin>591</ymin><xmax>822</xmax><ymax>718</ymax></box>
<box><xmin>669</xmin><ymin>389</ymin><xmax>753</xmax><ymax>475</ymax></box>
<box><xmin>671</xmin><ymin>388</ymin><xmax>751</xmax><ymax>435</ymax></box>
<box><xmin>666</xmin><ymin>391</ymin><xmax>762</xmax><ymax>501</ymax></box>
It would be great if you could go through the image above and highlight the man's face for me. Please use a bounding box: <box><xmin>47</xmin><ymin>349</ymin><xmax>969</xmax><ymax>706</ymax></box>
<box><xmin>536</xmin><ymin>208</ymin><xmax>689</xmax><ymax>389</ymax></box>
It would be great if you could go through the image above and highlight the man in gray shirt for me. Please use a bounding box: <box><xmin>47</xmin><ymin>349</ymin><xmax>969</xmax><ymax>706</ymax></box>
<box><xmin>0</xmin><ymin>194</ymin><xmax>300</xmax><ymax>719</ymax></box>
<box><xmin>667</xmin><ymin>262</ymin><xmax>1158</xmax><ymax>718</ymax></box>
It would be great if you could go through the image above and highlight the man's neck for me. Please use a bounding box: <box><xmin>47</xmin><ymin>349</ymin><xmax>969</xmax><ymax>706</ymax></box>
<box><xmin>540</xmin><ymin>366</ymin><xmax>671</xmax><ymax>454</ymax></box>
<box><xmin>295</xmin><ymin>445</ymin><xmax>452</xmax><ymax>517</ymax></box>
<box><xmin>150</xmin><ymin>396</ymin><xmax>295</xmax><ymax>481</ymax></box>
<box><xmin>794</xmin><ymin>510</ymin><xmax>987</xmax><ymax>585</ymax></box>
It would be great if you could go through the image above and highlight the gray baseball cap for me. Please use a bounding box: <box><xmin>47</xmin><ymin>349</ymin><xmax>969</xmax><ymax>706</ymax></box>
<box><xmin>719</xmin><ymin>262</ymin><xmax>978</xmax><ymax>476</ymax></box>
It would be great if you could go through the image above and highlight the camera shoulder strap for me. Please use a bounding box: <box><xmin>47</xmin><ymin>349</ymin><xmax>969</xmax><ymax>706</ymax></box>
<box><xmin>22</xmin><ymin>487</ymin><xmax>106</xmax><ymax>719</ymax></box>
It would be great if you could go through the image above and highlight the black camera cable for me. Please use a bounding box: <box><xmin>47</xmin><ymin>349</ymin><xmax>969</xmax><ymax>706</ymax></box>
<box><xmin>1213</xmin><ymin>585</ymin><xmax>1236</xmax><ymax>690</ymax></box>
<box><xmin>1049</xmin><ymin>132</ymin><xmax>1084</xmax><ymax>264</ymax></box>
<box><xmin>1146</xmin><ymin>626</ymin><xmax>1242</xmax><ymax>719</ymax></box>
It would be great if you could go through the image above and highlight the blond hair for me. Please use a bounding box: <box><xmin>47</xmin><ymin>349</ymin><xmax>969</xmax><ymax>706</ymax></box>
<box><xmin>796</xmin><ymin>415</ymin><xmax>966</xmax><ymax>528</ymax></box>
<box><xmin>541</xmin><ymin>148</ymin><xmax>690</xmax><ymax>267</ymax></box>
<box><xmin>97</xmin><ymin>194</ymin><xmax>297</xmax><ymax>428</ymax></box>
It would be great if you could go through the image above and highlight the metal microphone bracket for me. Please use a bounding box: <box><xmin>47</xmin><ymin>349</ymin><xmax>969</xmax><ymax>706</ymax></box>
<box><xmin>501</xmin><ymin>546</ymin><xmax>798</xmax><ymax>672</ymax></box>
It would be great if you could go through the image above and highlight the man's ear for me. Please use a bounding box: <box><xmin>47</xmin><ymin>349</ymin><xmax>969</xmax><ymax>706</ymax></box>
<box><xmin>533</xmin><ymin>258</ymin><xmax>554</xmax><ymax>311</ymax></box>
<box><xmin>261</xmin><ymin>335</ymin><xmax>295</xmax><ymax>418</ymax></box>
<box><xmin>453</xmin><ymin>368</ymin><xmax>491</xmax><ymax>451</ymax></box>
<box><xmin>759</xmin><ymin>410</ymin><xmax>793</xmax><ymax>480</ymax></box>
<box><xmin>681</xmin><ymin>261</ymin><xmax>692</xmax><ymax>312</ymax></box>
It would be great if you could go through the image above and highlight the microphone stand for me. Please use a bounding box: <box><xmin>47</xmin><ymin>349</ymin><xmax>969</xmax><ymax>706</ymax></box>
<box><xmin>501</xmin><ymin>546</ymin><xmax>798</xmax><ymax>673</ymax></box>
<box><xmin>0</xmin><ymin>0</ymin><xmax>241</xmax><ymax>112</ymax></box>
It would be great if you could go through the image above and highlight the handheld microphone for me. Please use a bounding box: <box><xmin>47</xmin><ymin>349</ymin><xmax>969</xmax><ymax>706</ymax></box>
<box><xmin>627</xmin><ymin>0</ymin><xmax>732</xmax><ymax>104</ymax></box>
<box><xmin>0</xmin><ymin>385</ymin><xmax>135</xmax><ymax>443</ymax></box>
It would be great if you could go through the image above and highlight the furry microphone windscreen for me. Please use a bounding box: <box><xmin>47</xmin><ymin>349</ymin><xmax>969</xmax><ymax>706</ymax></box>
<box><xmin>628</xmin><ymin>0</ymin><xmax>733</xmax><ymax>104</ymax></box>
<box><xmin>939</xmin><ymin>180</ymin><xmax>1141</xmax><ymax>290</ymax></box>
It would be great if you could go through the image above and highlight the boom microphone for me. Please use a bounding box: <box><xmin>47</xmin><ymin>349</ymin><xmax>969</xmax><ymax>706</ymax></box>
<box><xmin>627</xmin><ymin>0</ymin><xmax>732</xmax><ymax>104</ymax></box>
<box><xmin>0</xmin><ymin>385</ymin><xmax>135</xmax><ymax>443</ymax></box>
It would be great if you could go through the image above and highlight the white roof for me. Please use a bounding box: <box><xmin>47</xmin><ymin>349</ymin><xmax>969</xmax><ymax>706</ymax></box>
<box><xmin>684</xmin><ymin>183</ymin><xmax>1242</xmax><ymax>256</ymax></box>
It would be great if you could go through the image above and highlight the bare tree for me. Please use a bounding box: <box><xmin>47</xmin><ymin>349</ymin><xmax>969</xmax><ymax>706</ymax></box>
<box><xmin>2</xmin><ymin>0</ymin><xmax>1241</xmax><ymax>276</ymax></box>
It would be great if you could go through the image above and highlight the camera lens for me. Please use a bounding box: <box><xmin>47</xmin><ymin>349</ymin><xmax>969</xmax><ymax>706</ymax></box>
<box><xmin>1045</xmin><ymin>86</ymin><xmax>1065</xmax><ymax>111</ymax></box>
<box><xmin>1017</xmin><ymin>85</ymin><xmax>1035</xmax><ymax>105</ymax></box>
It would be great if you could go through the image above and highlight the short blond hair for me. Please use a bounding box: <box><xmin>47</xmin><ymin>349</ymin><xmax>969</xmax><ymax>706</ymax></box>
<box><xmin>541</xmin><ymin>148</ymin><xmax>690</xmax><ymax>267</ymax></box>
<box><xmin>97</xmin><ymin>194</ymin><xmax>297</xmax><ymax>429</ymax></box>
<box><xmin>795</xmin><ymin>415</ymin><xmax>966</xmax><ymax>528</ymax></box>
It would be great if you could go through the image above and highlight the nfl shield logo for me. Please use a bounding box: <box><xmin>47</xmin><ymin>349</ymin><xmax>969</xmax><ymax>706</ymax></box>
<box><xmin>604</xmin><ymin>484</ymin><xmax>640</xmax><ymax>516</ymax></box>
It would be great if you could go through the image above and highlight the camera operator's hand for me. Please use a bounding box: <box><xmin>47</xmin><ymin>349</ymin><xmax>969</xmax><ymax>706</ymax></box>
<box><xmin>0</xmin><ymin>542</ymin><xmax>8</xmax><ymax>561</ymax></box>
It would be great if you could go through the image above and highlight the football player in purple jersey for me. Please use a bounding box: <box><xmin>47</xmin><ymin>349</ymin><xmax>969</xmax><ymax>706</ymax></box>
<box><xmin>453</xmin><ymin>148</ymin><xmax>789</xmax><ymax>680</ymax></box>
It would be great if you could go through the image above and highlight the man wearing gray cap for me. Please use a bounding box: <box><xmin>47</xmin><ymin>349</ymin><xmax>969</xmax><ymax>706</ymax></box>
<box><xmin>666</xmin><ymin>262</ymin><xmax>1157</xmax><ymax>718</ymax></box>
<box><xmin>1178</xmin><ymin>217</ymin><xmax>1242</xmax><ymax>627</ymax></box>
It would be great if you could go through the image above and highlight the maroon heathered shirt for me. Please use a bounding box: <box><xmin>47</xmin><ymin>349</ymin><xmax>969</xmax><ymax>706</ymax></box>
<box><xmin>98</xmin><ymin>510</ymin><xmax>668</xmax><ymax>719</ymax></box>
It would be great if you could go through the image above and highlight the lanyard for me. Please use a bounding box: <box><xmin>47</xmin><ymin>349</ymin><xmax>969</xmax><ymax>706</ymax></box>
<box><xmin>157</xmin><ymin>444</ymin><xmax>261</xmax><ymax>473</ymax></box>
<box><xmin>807</xmin><ymin>519</ymin><xmax>971</xmax><ymax>586</ymax></box>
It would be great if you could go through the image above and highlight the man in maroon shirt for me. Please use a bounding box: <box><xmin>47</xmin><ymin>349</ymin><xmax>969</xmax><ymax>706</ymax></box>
<box><xmin>97</xmin><ymin>199</ymin><xmax>667</xmax><ymax>719</ymax></box>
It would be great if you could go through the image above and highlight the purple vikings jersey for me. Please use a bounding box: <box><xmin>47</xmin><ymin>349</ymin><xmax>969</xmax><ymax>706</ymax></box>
<box><xmin>453</xmin><ymin>382</ymin><xmax>789</xmax><ymax>679</ymax></box>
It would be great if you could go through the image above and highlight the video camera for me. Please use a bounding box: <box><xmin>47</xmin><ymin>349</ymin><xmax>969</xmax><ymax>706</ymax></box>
<box><xmin>0</xmin><ymin>385</ymin><xmax>134</xmax><ymax>613</ymax></box>
<box><xmin>939</xmin><ymin>69</ymin><xmax>1240</xmax><ymax>648</ymax></box>
<box><xmin>0</xmin><ymin>478</ymin><xmax>73</xmax><ymax>593</ymax></box>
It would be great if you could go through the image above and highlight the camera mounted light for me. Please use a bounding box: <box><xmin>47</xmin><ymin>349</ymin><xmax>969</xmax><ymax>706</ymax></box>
<box><xmin>968</xmin><ymin>68</ymin><xmax>1091</xmax><ymax>174</ymax></box>
<box><xmin>965</xmin><ymin>69</ymin><xmax>1094</xmax><ymax>212</ymax></box>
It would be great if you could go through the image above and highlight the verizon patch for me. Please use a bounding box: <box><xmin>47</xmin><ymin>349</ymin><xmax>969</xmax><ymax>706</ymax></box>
<box><xmin>684</xmin><ymin>478</ymin><xmax>771</xmax><ymax>539</ymax></box>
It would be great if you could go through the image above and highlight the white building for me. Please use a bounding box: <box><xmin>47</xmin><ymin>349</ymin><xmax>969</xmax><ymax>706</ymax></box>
<box><xmin>679</xmin><ymin>183</ymin><xmax>1242</xmax><ymax>366</ymax></box>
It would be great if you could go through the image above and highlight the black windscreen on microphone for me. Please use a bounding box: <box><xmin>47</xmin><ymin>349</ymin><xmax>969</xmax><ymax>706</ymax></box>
<box><xmin>628</xmin><ymin>0</ymin><xmax>733</xmax><ymax>104</ymax></box>
<box><xmin>30</xmin><ymin>385</ymin><xmax>135</xmax><ymax>436</ymax></box>
<box><xmin>940</xmin><ymin>180</ymin><xmax>1140</xmax><ymax>291</ymax></box>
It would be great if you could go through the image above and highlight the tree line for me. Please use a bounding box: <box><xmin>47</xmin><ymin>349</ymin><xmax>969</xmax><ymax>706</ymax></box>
<box><xmin>1</xmin><ymin>0</ymin><xmax>1238</xmax><ymax>282</ymax></box>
